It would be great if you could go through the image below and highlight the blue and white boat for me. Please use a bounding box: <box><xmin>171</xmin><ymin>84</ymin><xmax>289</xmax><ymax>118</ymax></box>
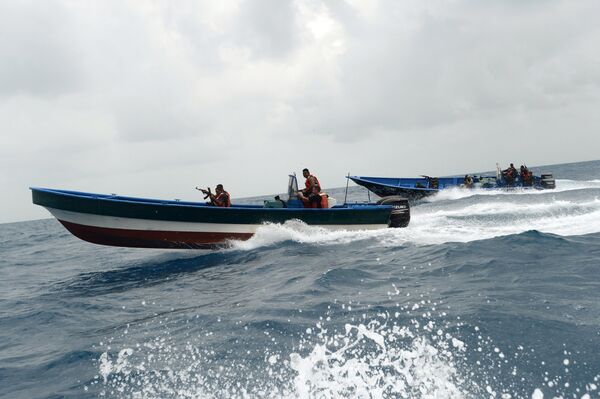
<box><xmin>31</xmin><ymin>175</ymin><xmax>410</xmax><ymax>249</ymax></box>
<box><xmin>350</xmin><ymin>167</ymin><xmax>556</xmax><ymax>200</ymax></box>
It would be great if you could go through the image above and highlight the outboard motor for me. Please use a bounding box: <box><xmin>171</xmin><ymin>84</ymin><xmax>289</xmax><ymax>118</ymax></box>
<box><xmin>540</xmin><ymin>173</ymin><xmax>556</xmax><ymax>189</ymax></box>
<box><xmin>377</xmin><ymin>196</ymin><xmax>410</xmax><ymax>228</ymax></box>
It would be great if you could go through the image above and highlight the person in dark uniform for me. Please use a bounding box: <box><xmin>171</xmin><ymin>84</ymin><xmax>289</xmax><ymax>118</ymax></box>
<box><xmin>197</xmin><ymin>184</ymin><xmax>231</xmax><ymax>207</ymax></box>
<box><xmin>463</xmin><ymin>175</ymin><xmax>474</xmax><ymax>188</ymax></box>
<box><xmin>519</xmin><ymin>165</ymin><xmax>529</xmax><ymax>184</ymax></box>
<box><xmin>502</xmin><ymin>163</ymin><xmax>517</xmax><ymax>185</ymax></box>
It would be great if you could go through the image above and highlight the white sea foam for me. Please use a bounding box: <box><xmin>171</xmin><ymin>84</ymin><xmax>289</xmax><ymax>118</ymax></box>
<box><xmin>388</xmin><ymin>197</ymin><xmax>600</xmax><ymax>245</ymax></box>
<box><xmin>229</xmin><ymin>220</ymin><xmax>377</xmax><ymax>251</ymax></box>
<box><xmin>96</xmin><ymin>300</ymin><xmax>472</xmax><ymax>398</ymax></box>
<box><xmin>98</xmin><ymin>348</ymin><xmax>133</xmax><ymax>383</ymax></box>
<box><xmin>288</xmin><ymin>323</ymin><xmax>466</xmax><ymax>398</ymax></box>
<box><xmin>228</xmin><ymin>196</ymin><xmax>600</xmax><ymax>250</ymax></box>
<box><xmin>424</xmin><ymin>179</ymin><xmax>600</xmax><ymax>202</ymax></box>
<box><xmin>95</xmin><ymin>298</ymin><xmax>600</xmax><ymax>398</ymax></box>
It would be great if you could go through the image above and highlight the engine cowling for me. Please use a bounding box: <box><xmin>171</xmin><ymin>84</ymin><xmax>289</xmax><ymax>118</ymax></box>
<box><xmin>540</xmin><ymin>173</ymin><xmax>555</xmax><ymax>189</ymax></box>
<box><xmin>377</xmin><ymin>196</ymin><xmax>410</xmax><ymax>228</ymax></box>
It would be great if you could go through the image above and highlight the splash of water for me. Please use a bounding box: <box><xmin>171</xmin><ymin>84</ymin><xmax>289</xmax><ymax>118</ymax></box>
<box><xmin>229</xmin><ymin>220</ymin><xmax>378</xmax><ymax>251</ymax></box>
<box><xmin>94</xmin><ymin>296</ymin><xmax>600</xmax><ymax>398</ymax></box>
<box><xmin>424</xmin><ymin>179</ymin><xmax>600</xmax><ymax>202</ymax></box>
<box><xmin>227</xmin><ymin>195</ymin><xmax>600</xmax><ymax>250</ymax></box>
<box><xmin>94</xmin><ymin>301</ymin><xmax>473</xmax><ymax>398</ymax></box>
<box><xmin>287</xmin><ymin>320</ymin><xmax>467</xmax><ymax>398</ymax></box>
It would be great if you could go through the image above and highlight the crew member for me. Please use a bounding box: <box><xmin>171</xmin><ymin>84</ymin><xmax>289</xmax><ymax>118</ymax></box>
<box><xmin>463</xmin><ymin>174</ymin><xmax>474</xmax><ymax>188</ymax></box>
<box><xmin>523</xmin><ymin>170</ymin><xmax>534</xmax><ymax>186</ymax></box>
<box><xmin>503</xmin><ymin>163</ymin><xmax>517</xmax><ymax>184</ymax></box>
<box><xmin>503</xmin><ymin>163</ymin><xmax>517</xmax><ymax>177</ymax></box>
<box><xmin>197</xmin><ymin>184</ymin><xmax>231</xmax><ymax>207</ymax></box>
<box><xmin>520</xmin><ymin>165</ymin><xmax>529</xmax><ymax>182</ymax></box>
<box><xmin>274</xmin><ymin>195</ymin><xmax>287</xmax><ymax>208</ymax></box>
<box><xmin>300</xmin><ymin>168</ymin><xmax>321</xmax><ymax>196</ymax></box>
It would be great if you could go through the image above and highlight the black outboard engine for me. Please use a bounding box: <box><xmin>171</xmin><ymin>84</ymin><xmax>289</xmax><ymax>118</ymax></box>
<box><xmin>540</xmin><ymin>173</ymin><xmax>556</xmax><ymax>189</ymax></box>
<box><xmin>377</xmin><ymin>196</ymin><xmax>410</xmax><ymax>228</ymax></box>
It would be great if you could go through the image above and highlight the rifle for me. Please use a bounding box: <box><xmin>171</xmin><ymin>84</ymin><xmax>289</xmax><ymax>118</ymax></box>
<box><xmin>195</xmin><ymin>186</ymin><xmax>212</xmax><ymax>200</ymax></box>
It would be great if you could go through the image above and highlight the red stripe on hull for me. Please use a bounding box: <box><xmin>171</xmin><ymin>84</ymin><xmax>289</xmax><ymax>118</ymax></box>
<box><xmin>58</xmin><ymin>220</ymin><xmax>254</xmax><ymax>249</ymax></box>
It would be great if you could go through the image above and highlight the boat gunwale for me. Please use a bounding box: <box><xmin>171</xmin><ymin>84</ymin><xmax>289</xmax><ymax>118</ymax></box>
<box><xmin>30</xmin><ymin>187</ymin><xmax>392</xmax><ymax>212</ymax></box>
<box><xmin>350</xmin><ymin>175</ymin><xmax>503</xmax><ymax>191</ymax></box>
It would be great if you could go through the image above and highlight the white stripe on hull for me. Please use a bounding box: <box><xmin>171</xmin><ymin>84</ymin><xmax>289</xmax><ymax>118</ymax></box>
<box><xmin>45</xmin><ymin>207</ymin><xmax>387</xmax><ymax>233</ymax></box>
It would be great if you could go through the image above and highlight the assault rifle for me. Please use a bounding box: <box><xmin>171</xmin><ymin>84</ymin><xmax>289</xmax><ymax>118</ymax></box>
<box><xmin>195</xmin><ymin>186</ymin><xmax>212</xmax><ymax>200</ymax></box>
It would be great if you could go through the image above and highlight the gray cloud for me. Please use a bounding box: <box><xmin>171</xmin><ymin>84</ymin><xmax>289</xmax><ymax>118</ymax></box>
<box><xmin>292</xmin><ymin>0</ymin><xmax>600</xmax><ymax>139</ymax></box>
<box><xmin>235</xmin><ymin>0</ymin><xmax>299</xmax><ymax>59</ymax></box>
<box><xmin>0</xmin><ymin>0</ymin><xmax>83</xmax><ymax>97</ymax></box>
<box><xmin>1</xmin><ymin>0</ymin><xmax>599</xmax><ymax>223</ymax></box>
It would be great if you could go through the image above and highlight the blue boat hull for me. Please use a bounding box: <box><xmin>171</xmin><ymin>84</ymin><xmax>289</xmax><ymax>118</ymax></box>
<box><xmin>350</xmin><ymin>173</ymin><xmax>555</xmax><ymax>201</ymax></box>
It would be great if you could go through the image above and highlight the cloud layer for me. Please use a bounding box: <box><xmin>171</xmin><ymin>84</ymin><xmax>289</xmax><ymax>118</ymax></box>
<box><xmin>1</xmin><ymin>0</ymin><xmax>599</xmax><ymax>222</ymax></box>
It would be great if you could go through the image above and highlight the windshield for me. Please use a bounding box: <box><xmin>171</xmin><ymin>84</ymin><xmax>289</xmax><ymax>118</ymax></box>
<box><xmin>288</xmin><ymin>174</ymin><xmax>298</xmax><ymax>200</ymax></box>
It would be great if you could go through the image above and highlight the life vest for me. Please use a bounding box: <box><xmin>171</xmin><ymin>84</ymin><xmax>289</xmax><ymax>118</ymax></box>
<box><xmin>503</xmin><ymin>168</ymin><xmax>516</xmax><ymax>179</ymax></box>
<box><xmin>215</xmin><ymin>191</ymin><xmax>231</xmax><ymax>207</ymax></box>
<box><xmin>308</xmin><ymin>193</ymin><xmax>328</xmax><ymax>208</ymax></box>
<box><xmin>319</xmin><ymin>193</ymin><xmax>328</xmax><ymax>208</ymax></box>
<box><xmin>305</xmin><ymin>175</ymin><xmax>321</xmax><ymax>192</ymax></box>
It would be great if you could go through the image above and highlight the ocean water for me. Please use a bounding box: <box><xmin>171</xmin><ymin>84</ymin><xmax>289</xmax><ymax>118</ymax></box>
<box><xmin>1</xmin><ymin>159</ymin><xmax>599</xmax><ymax>399</ymax></box>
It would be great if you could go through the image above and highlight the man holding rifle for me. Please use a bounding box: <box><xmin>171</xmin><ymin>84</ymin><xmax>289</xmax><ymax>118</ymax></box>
<box><xmin>195</xmin><ymin>184</ymin><xmax>231</xmax><ymax>207</ymax></box>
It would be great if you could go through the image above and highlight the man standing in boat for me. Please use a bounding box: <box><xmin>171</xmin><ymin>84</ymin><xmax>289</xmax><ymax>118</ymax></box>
<box><xmin>197</xmin><ymin>184</ymin><xmax>231</xmax><ymax>207</ymax></box>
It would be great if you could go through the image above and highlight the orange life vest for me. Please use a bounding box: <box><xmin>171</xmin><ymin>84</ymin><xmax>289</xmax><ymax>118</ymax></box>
<box><xmin>319</xmin><ymin>193</ymin><xmax>328</xmax><ymax>208</ymax></box>
<box><xmin>305</xmin><ymin>175</ymin><xmax>321</xmax><ymax>192</ymax></box>
<box><xmin>308</xmin><ymin>193</ymin><xmax>328</xmax><ymax>208</ymax></box>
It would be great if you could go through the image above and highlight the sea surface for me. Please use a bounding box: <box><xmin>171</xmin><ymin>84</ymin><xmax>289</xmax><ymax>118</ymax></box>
<box><xmin>1</xmin><ymin>160</ymin><xmax>600</xmax><ymax>399</ymax></box>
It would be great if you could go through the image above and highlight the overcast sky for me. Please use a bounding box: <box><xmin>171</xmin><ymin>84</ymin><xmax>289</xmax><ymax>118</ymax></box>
<box><xmin>1</xmin><ymin>0</ymin><xmax>599</xmax><ymax>223</ymax></box>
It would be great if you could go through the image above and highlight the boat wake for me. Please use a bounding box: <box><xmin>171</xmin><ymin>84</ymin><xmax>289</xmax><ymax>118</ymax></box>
<box><xmin>229</xmin><ymin>220</ymin><xmax>384</xmax><ymax>251</ymax></box>
<box><xmin>229</xmin><ymin>189</ymin><xmax>600</xmax><ymax>250</ymax></box>
<box><xmin>425</xmin><ymin>179</ymin><xmax>600</xmax><ymax>202</ymax></box>
<box><xmin>398</xmin><ymin>197</ymin><xmax>600</xmax><ymax>245</ymax></box>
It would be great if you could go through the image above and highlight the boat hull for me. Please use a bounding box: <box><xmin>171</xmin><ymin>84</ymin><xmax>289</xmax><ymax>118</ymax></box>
<box><xmin>350</xmin><ymin>173</ymin><xmax>555</xmax><ymax>201</ymax></box>
<box><xmin>350</xmin><ymin>178</ymin><xmax>437</xmax><ymax>200</ymax></box>
<box><xmin>32</xmin><ymin>188</ymin><xmax>407</xmax><ymax>249</ymax></box>
<box><xmin>58</xmin><ymin>220</ymin><xmax>252</xmax><ymax>249</ymax></box>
